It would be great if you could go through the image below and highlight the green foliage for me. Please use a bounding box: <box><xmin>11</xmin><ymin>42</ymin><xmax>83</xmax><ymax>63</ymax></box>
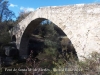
<box><xmin>0</xmin><ymin>0</ymin><xmax>15</xmax><ymax>22</ymax></box>
<box><xmin>0</xmin><ymin>31</ymin><xmax>11</xmax><ymax>44</ymax></box>
<box><xmin>0</xmin><ymin>0</ymin><xmax>15</xmax><ymax>45</ymax></box>
<box><xmin>16</xmin><ymin>11</ymin><xmax>31</xmax><ymax>23</ymax></box>
<box><xmin>25</xmin><ymin>21</ymin><xmax>62</xmax><ymax>74</ymax></box>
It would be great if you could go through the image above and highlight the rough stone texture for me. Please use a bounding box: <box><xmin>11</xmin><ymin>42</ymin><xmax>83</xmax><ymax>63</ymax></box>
<box><xmin>11</xmin><ymin>3</ymin><xmax>100</xmax><ymax>60</ymax></box>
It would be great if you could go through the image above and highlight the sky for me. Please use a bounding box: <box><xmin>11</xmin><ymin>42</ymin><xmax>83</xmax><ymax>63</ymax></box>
<box><xmin>8</xmin><ymin>0</ymin><xmax>100</xmax><ymax>17</ymax></box>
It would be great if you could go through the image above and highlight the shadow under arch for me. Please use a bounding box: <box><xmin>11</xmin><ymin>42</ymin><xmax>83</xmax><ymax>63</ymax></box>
<box><xmin>19</xmin><ymin>18</ymin><xmax>78</xmax><ymax>60</ymax></box>
<box><xmin>12</xmin><ymin>35</ymin><xmax>16</xmax><ymax>42</ymax></box>
<box><xmin>19</xmin><ymin>18</ymin><xmax>46</xmax><ymax>58</ymax></box>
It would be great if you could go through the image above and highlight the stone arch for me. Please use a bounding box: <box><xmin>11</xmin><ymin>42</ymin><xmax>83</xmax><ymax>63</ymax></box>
<box><xmin>12</xmin><ymin>4</ymin><xmax>100</xmax><ymax>60</ymax></box>
<box><xmin>19</xmin><ymin>18</ymin><xmax>78</xmax><ymax>60</ymax></box>
<box><xmin>19</xmin><ymin>18</ymin><xmax>45</xmax><ymax>58</ymax></box>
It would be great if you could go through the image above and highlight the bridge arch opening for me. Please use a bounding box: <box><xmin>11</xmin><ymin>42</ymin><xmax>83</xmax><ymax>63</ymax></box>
<box><xmin>12</xmin><ymin>35</ymin><xmax>16</xmax><ymax>42</ymax></box>
<box><xmin>19</xmin><ymin>18</ymin><xmax>78</xmax><ymax>61</ymax></box>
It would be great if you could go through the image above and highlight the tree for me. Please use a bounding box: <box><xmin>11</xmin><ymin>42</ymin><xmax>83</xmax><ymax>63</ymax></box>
<box><xmin>16</xmin><ymin>11</ymin><xmax>32</xmax><ymax>23</ymax></box>
<box><xmin>26</xmin><ymin>20</ymin><xmax>78</xmax><ymax>75</ymax></box>
<box><xmin>0</xmin><ymin>0</ymin><xmax>15</xmax><ymax>22</ymax></box>
<box><xmin>31</xmin><ymin>21</ymin><xmax>63</xmax><ymax>75</ymax></box>
<box><xmin>0</xmin><ymin>0</ymin><xmax>16</xmax><ymax>46</ymax></box>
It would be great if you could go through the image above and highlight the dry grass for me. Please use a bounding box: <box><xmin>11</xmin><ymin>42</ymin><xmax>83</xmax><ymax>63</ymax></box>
<box><xmin>54</xmin><ymin>51</ymin><xmax>100</xmax><ymax>75</ymax></box>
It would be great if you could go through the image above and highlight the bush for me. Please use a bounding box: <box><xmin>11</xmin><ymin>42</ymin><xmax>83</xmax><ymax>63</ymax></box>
<box><xmin>53</xmin><ymin>51</ymin><xmax>100</xmax><ymax>75</ymax></box>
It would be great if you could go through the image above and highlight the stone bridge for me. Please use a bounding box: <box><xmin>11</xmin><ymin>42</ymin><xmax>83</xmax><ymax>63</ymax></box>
<box><xmin>11</xmin><ymin>3</ymin><xmax>100</xmax><ymax>60</ymax></box>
